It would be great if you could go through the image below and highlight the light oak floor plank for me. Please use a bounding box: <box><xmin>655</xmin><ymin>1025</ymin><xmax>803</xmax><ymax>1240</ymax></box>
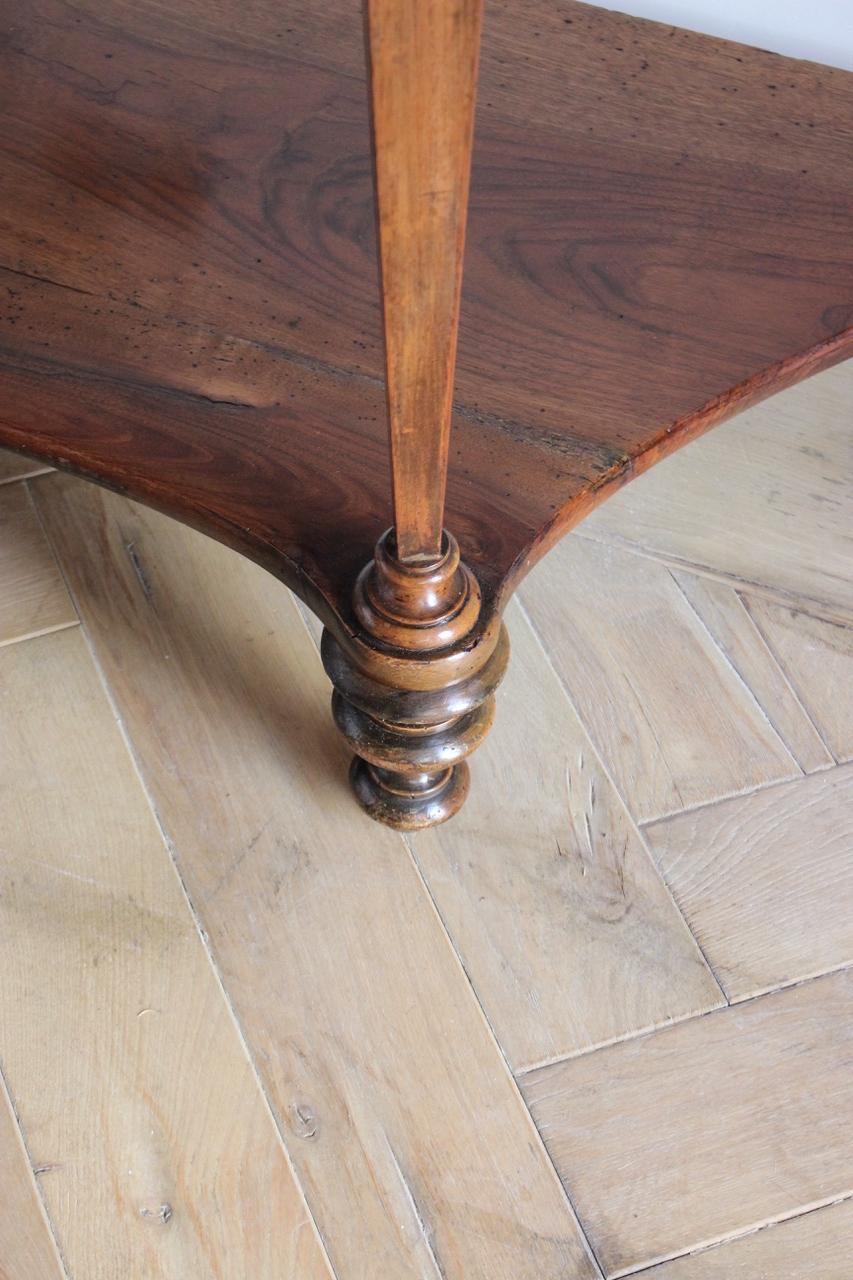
<box><xmin>33</xmin><ymin>474</ymin><xmax>601</xmax><ymax>1280</ymax></box>
<box><xmin>578</xmin><ymin>360</ymin><xmax>853</xmax><ymax>622</ymax></box>
<box><xmin>744</xmin><ymin>595</ymin><xmax>853</xmax><ymax>763</ymax></box>
<box><xmin>643</xmin><ymin>764</ymin><xmax>853</xmax><ymax>1000</ymax></box>
<box><xmin>520</xmin><ymin>537</ymin><xmax>799</xmax><ymax>824</ymax></box>
<box><xmin>672</xmin><ymin>572</ymin><xmax>833</xmax><ymax>774</ymax></box>
<box><xmin>637</xmin><ymin>1196</ymin><xmax>853</xmax><ymax>1279</ymax></box>
<box><xmin>0</xmin><ymin>481</ymin><xmax>76</xmax><ymax>645</ymax></box>
<box><xmin>408</xmin><ymin>600</ymin><xmax>722</xmax><ymax>1072</ymax></box>
<box><xmin>0</xmin><ymin>448</ymin><xmax>51</xmax><ymax>485</ymax></box>
<box><xmin>521</xmin><ymin>969</ymin><xmax>853</xmax><ymax>1276</ymax></box>
<box><xmin>0</xmin><ymin>1071</ymin><xmax>66</xmax><ymax>1280</ymax></box>
<box><xmin>0</xmin><ymin>627</ymin><xmax>333</xmax><ymax>1280</ymax></box>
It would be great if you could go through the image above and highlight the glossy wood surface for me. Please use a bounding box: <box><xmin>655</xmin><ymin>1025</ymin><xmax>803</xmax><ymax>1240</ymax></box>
<box><xmin>0</xmin><ymin>0</ymin><xmax>851</xmax><ymax>636</ymax></box>
<box><xmin>365</xmin><ymin>0</ymin><xmax>483</xmax><ymax>562</ymax></box>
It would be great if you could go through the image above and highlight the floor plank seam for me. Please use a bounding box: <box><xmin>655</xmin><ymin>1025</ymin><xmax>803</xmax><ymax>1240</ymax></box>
<box><xmin>398</xmin><ymin>836</ymin><xmax>607</xmax><ymax>1280</ymax></box>
<box><xmin>517</xmin><ymin>567</ymin><xmax>803</xmax><ymax>835</ymax></box>
<box><xmin>0</xmin><ymin>476</ymin><xmax>81</xmax><ymax>645</ymax></box>
<box><xmin>521</xmin><ymin>955</ymin><xmax>853</xmax><ymax>1076</ymax></box>
<box><xmin>0</xmin><ymin>463</ymin><xmax>53</xmax><ymax>486</ymax></box>
<box><xmin>638</xmin><ymin>758</ymin><xmax>852</xmax><ymax>832</ymax></box>
<box><xmin>513</xmin><ymin>998</ymin><xmax>730</xmax><ymax>1077</ymax></box>
<box><xmin>741</xmin><ymin>592</ymin><xmax>845</xmax><ymax>767</ymax></box>
<box><xmin>514</xmin><ymin>592</ymin><xmax>728</xmax><ymax>1006</ymax></box>
<box><xmin>638</xmin><ymin>766</ymin><xmax>806</xmax><ymax>827</ymax></box>
<box><xmin>0</xmin><ymin>617</ymin><xmax>80</xmax><ymax>649</ymax></box>
<box><xmin>515</xmin><ymin>962</ymin><xmax>853</xmax><ymax>1082</ymax></box>
<box><xmin>571</xmin><ymin>528</ymin><xmax>853</xmax><ymax>629</ymax></box>
<box><xmin>726</xmin><ymin>956</ymin><xmax>853</xmax><ymax>1008</ymax></box>
<box><xmin>0</xmin><ymin>1059</ymin><xmax>72</xmax><ymax>1279</ymax></box>
<box><xmin>667</xmin><ymin>566</ymin><xmax>806</xmax><ymax>775</ymax></box>
<box><xmin>613</xmin><ymin>1187</ymin><xmax>853</xmax><ymax>1278</ymax></box>
<box><xmin>89</xmin><ymin>626</ymin><xmax>343</xmax><ymax>1280</ymax></box>
<box><xmin>33</xmin><ymin>505</ymin><xmax>341</xmax><ymax>1280</ymax></box>
<box><xmin>734</xmin><ymin>588</ymin><xmax>843</xmax><ymax>766</ymax></box>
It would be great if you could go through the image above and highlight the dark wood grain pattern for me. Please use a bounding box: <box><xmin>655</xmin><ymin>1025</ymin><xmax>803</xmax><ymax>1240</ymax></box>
<box><xmin>0</xmin><ymin>0</ymin><xmax>851</xmax><ymax>641</ymax></box>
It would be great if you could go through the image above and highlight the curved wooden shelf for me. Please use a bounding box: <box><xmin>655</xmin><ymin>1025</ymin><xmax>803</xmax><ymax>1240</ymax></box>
<box><xmin>1</xmin><ymin>1</ymin><xmax>851</xmax><ymax>826</ymax></box>
<box><xmin>2</xmin><ymin>0</ymin><xmax>851</xmax><ymax>632</ymax></box>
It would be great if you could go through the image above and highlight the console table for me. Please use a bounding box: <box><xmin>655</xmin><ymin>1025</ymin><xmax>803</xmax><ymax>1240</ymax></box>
<box><xmin>1</xmin><ymin>1</ymin><xmax>851</xmax><ymax>827</ymax></box>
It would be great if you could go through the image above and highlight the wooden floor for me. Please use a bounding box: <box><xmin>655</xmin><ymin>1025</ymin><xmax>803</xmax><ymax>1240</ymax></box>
<box><xmin>1</xmin><ymin>362</ymin><xmax>851</xmax><ymax>1278</ymax></box>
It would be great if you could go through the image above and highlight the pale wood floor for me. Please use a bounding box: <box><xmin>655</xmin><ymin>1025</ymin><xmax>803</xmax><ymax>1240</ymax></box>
<box><xmin>1</xmin><ymin>361</ymin><xmax>851</xmax><ymax>1279</ymax></box>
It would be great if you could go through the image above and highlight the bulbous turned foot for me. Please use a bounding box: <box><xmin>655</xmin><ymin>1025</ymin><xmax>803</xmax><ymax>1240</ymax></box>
<box><xmin>349</xmin><ymin>759</ymin><xmax>470</xmax><ymax>830</ymax></box>
<box><xmin>322</xmin><ymin>528</ymin><xmax>508</xmax><ymax>829</ymax></box>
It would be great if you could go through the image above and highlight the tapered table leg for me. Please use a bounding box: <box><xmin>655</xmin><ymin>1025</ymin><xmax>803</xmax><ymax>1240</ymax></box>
<box><xmin>323</xmin><ymin>0</ymin><xmax>501</xmax><ymax>828</ymax></box>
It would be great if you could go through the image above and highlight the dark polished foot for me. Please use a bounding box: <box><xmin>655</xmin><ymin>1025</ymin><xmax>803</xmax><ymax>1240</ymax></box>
<box><xmin>321</xmin><ymin>530</ymin><xmax>508</xmax><ymax>829</ymax></box>
<box><xmin>349</xmin><ymin>757</ymin><xmax>470</xmax><ymax>830</ymax></box>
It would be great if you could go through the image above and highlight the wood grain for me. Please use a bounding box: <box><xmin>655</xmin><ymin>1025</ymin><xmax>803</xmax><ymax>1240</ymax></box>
<box><xmin>33</xmin><ymin>472</ymin><xmax>600</xmax><ymax>1280</ymax></box>
<box><xmin>643</xmin><ymin>764</ymin><xmax>853</xmax><ymax>1000</ymax></box>
<box><xmin>0</xmin><ymin>481</ymin><xmax>77</xmax><ymax>646</ymax></box>
<box><xmin>581</xmin><ymin>361</ymin><xmax>853</xmax><ymax>623</ymax></box>
<box><xmin>0</xmin><ymin>626</ymin><xmax>333</xmax><ymax>1279</ymax></box>
<box><xmin>408</xmin><ymin>600</ymin><xmax>722</xmax><ymax>1071</ymax></box>
<box><xmin>520</xmin><ymin>537</ymin><xmax>799</xmax><ymax>823</ymax></box>
<box><xmin>744</xmin><ymin>596</ymin><xmax>853</xmax><ymax>762</ymax></box>
<box><xmin>365</xmin><ymin>0</ymin><xmax>483</xmax><ymax>560</ymax></box>
<box><xmin>671</xmin><ymin>572</ymin><xmax>833</xmax><ymax>774</ymax></box>
<box><xmin>646</xmin><ymin>1197</ymin><xmax>853</xmax><ymax>1279</ymax></box>
<box><xmin>0</xmin><ymin>1</ymin><xmax>850</xmax><ymax>625</ymax></box>
<box><xmin>522</xmin><ymin>969</ymin><xmax>853</xmax><ymax>1276</ymax></box>
<box><xmin>0</xmin><ymin>1072</ymin><xmax>65</xmax><ymax>1280</ymax></box>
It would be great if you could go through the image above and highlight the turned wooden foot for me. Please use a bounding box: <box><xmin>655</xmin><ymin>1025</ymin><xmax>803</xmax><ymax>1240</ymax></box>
<box><xmin>322</xmin><ymin>529</ymin><xmax>508</xmax><ymax>829</ymax></box>
<box><xmin>348</xmin><ymin>759</ymin><xmax>470</xmax><ymax>829</ymax></box>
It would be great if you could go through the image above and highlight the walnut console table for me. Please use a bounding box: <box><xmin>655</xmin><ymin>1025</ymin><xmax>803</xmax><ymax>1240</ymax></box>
<box><xmin>2</xmin><ymin>2</ymin><xmax>851</xmax><ymax>827</ymax></box>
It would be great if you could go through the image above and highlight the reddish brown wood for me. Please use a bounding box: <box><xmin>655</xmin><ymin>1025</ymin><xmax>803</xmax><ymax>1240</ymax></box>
<box><xmin>0</xmin><ymin>1</ymin><xmax>851</xmax><ymax>823</ymax></box>
<box><xmin>365</xmin><ymin>0</ymin><xmax>483</xmax><ymax>563</ymax></box>
<box><xmin>0</xmin><ymin>0</ymin><xmax>850</xmax><ymax>632</ymax></box>
<box><xmin>336</xmin><ymin>0</ymin><xmax>493</xmax><ymax>826</ymax></box>
<box><xmin>327</xmin><ymin>524</ymin><xmax>507</xmax><ymax>828</ymax></box>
